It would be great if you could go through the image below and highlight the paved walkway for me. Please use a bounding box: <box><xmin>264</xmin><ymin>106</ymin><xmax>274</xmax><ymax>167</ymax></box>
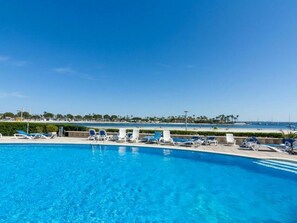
<box><xmin>0</xmin><ymin>136</ymin><xmax>296</xmax><ymax>162</ymax></box>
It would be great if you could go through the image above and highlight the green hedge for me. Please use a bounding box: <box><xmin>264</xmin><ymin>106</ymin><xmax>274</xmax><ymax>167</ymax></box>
<box><xmin>0</xmin><ymin>122</ymin><xmax>88</xmax><ymax>136</ymax></box>
<box><xmin>0</xmin><ymin>122</ymin><xmax>283</xmax><ymax>138</ymax></box>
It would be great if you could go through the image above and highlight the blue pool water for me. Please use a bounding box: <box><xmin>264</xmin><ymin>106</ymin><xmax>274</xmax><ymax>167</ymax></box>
<box><xmin>0</xmin><ymin>144</ymin><xmax>296</xmax><ymax>222</ymax></box>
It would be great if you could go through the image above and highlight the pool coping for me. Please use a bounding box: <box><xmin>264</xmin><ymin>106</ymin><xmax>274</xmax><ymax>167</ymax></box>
<box><xmin>0</xmin><ymin>137</ymin><xmax>296</xmax><ymax>162</ymax></box>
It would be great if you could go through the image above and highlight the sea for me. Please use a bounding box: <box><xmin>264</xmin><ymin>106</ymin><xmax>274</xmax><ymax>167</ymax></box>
<box><xmin>74</xmin><ymin>122</ymin><xmax>297</xmax><ymax>131</ymax></box>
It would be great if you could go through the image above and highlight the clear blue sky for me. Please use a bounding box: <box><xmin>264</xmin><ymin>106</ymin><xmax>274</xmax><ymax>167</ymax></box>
<box><xmin>0</xmin><ymin>0</ymin><xmax>296</xmax><ymax>121</ymax></box>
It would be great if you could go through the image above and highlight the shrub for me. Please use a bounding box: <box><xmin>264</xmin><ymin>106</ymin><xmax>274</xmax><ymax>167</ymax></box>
<box><xmin>35</xmin><ymin>126</ymin><xmax>44</xmax><ymax>133</ymax></box>
<box><xmin>46</xmin><ymin>124</ymin><xmax>58</xmax><ymax>133</ymax></box>
<box><xmin>281</xmin><ymin>130</ymin><xmax>297</xmax><ymax>139</ymax></box>
<box><xmin>0</xmin><ymin>122</ymin><xmax>87</xmax><ymax>136</ymax></box>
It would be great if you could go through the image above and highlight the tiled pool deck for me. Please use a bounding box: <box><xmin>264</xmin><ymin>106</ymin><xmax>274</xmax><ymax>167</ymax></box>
<box><xmin>0</xmin><ymin>136</ymin><xmax>296</xmax><ymax>162</ymax></box>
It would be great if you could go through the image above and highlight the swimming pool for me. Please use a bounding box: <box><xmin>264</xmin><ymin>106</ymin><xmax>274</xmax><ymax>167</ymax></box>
<box><xmin>0</xmin><ymin>144</ymin><xmax>296</xmax><ymax>222</ymax></box>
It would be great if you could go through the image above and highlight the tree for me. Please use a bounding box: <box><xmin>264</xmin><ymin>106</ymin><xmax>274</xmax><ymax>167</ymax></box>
<box><xmin>31</xmin><ymin>115</ymin><xmax>41</xmax><ymax>120</ymax></box>
<box><xmin>84</xmin><ymin>114</ymin><xmax>93</xmax><ymax>121</ymax></box>
<box><xmin>66</xmin><ymin>114</ymin><xmax>74</xmax><ymax>120</ymax></box>
<box><xmin>56</xmin><ymin>114</ymin><xmax>64</xmax><ymax>120</ymax></box>
<box><xmin>3</xmin><ymin>112</ymin><xmax>15</xmax><ymax>118</ymax></box>
<box><xmin>93</xmin><ymin>114</ymin><xmax>102</xmax><ymax>121</ymax></box>
<box><xmin>103</xmin><ymin>114</ymin><xmax>110</xmax><ymax>121</ymax></box>
<box><xmin>225</xmin><ymin>115</ymin><xmax>231</xmax><ymax>123</ymax></box>
<box><xmin>17</xmin><ymin>111</ymin><xmax>31</xmax><ymax>119</ymax></box>
<box><xmin>43</xmin><ymin>112</ymin><xmax>54</xmax><ymax>119</ymax></box>
<box><xmin>234</xmin><ymin>115</ymin><xmax>239</xmax><ymax>123</ymax></box>
<box><xmin>110</xmin><ymin>115</ymin><xmax>118</xmax><ymax>121</ymax></box>
<box><xmin>74</xmin><ymin>115</ymin><xmax>82</xmax><ymax>121</ymax></box>
<box><xmin>131</xmin><ymin>116</ymin><xmax>142</xmax><ymax>122</ymax></box>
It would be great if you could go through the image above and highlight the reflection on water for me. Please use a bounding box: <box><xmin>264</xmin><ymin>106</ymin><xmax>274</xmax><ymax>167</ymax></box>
<box><xmin>163</xmin><ymin>149</ymin><xmax>171</xmax><ymax>156</ymax></box>
<box><xmin>118</xmin><ymin>146</ymin><xmax>126</xmax><ymax>155</ymax></box>
<box><xmin>131</xmin><ymin>147</ymin><xmax>139</xmax><ymax>154</ymax></box>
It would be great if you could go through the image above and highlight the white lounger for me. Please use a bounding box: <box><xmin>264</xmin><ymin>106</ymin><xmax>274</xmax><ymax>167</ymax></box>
<box><xmin>160</xmin><ymin>130</ymin><xmax>174</xmax><ymax>145</ymax></box>
<box><xmin>96</xmin><ymin>129</ymin><xmax>111</xmax><ymax>141</ymax></box>
<box><xmin>128</xmin><ymin>129</ymin><xmax>140</xmax><ymax>143</ymax></box>
<box><xmin>226</xmin><ymin>134</ymin><xmax>236</xmax><ymax>145</ymax></box>
<box><xmin>117</xmin><ymin>128</ymin><xmax>127</xmax><ymax>142</ymax></box>
<box><xmin>88</xmin><ymin>129</ymin><xmax>97</xmax><ymax>140</ymax></box>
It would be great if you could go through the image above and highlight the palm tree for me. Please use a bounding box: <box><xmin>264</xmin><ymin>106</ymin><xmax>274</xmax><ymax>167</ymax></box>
<box><xmin>230</xmin><ymin>115</ymin><xmax>234</xmax><ymax>123</ymax></box>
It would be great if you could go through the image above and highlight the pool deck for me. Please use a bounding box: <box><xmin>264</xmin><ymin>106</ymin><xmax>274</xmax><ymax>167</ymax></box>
<box><xmin>0</xmin><ymin>136</ymin><xmax>296</xmax><ymax>162</ymax></box>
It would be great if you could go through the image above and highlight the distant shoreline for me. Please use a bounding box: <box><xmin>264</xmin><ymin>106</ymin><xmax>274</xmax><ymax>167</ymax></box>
<box><xmin>0</xmin><ymin>120</ymin><xmax>248</xmax><ymax>125</ymax></box>
<box><xmin>83</xmin><ymin>125</ymin><xmax>284</xmax><ymax>133</ymax></box>
<box><xmin>1</xmin><ymin>120</ymin><xmax>295</xmax><ymax>133</ymax></box>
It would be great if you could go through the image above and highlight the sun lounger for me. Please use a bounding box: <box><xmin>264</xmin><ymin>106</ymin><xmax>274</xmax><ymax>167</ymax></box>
<box><xmin>146</xmin><ymin>131</ymin><xmax>162</xmax><ymax>144</ymax></box>
<box><xmin>241</xmin><ymin>137</ymin><xmax>260</xmax><ymax>151</ymax></box>
<box><xmin>226</xmin><ymin>134</ymin><xmax>236</xmax><ymax>145</ymax></box>
<box><xmin>96</xmin><ymin>129</ymin><xmax>111</xmax><ymax>141</ymax></box>
<box><xmin>178</xmin><ymin>136</ymin><xmax>203</xmax><ymax>147</ymax></box>
<box><xmin>290</xmin><ymin>145</ymin><xmax>297</xmax><ymax>154</ymax></box>
<box><xmin>159</xmin><ymin>130</ymin><xmax>174</xmax><ymax>144</ymax></box>
<box><xmin>126</xmin><ymin>132</ymin><xmax>133</xmax><ymax>140</ymax></box>
<box><xmin>128</xmin><ymin>129</ymin><xmax>140</xmax><ymax>143</ymax></box>
<box><xmin>241</xmin><ymin>136</ymin><xmax>286</xmax><ymax>152</ymax></box>
<box><xmin>140</xmin><ymin>136</ymin><xmax>150</xmax><ymax>142</ymax></box>
<box><xmin>283</xmin><ymin>138</ymin><xmax>297</xmax><ymax>154</ymax></box>
<box><xmin>116</xmin><ymin>128</ymin><xmax>127</xmax><ymax>142</ymax></box>
<box><xmin>283</xmin><ymin>138</ymin><xmax>296</xmax><ymax>149</ymax></box>
<box><xmin>204</xmin><ymin>136</ymin><xmax>218</xmax><ymax>145</ymax></box>
<box><xmin>88</xmin><ymin>129</ymin><xmax>97</xmax><ymax>140</ymax></box>
<box><xmin>14</xmin><ymin>130</ymin><xmax>48</xmax><ymax>139</ymax></box>
<box><xmin>43</xmin><ymin>133</ymin><xmax>57</xmax><ymax>139</ymax></box>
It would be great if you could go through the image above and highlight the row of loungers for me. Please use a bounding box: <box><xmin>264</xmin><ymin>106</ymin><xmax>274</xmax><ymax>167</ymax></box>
<box><xmin>88</xmin><ymin>129</ymin><xmax>236</xmax><ymax>147</ymax></box>
<box><xmin>4</xmin><ymin>129</ymin><xmax>295</xmax><ymax>154</ymax></box>
<box><xmin>88</xmin><ymin>128</ymin><xmax>297</xmax><ymax>154</ymax></box>
<box><xmin>13</xmin><ymin>130</ymin><xmax>57</xmax><ymax>139</ymax></box>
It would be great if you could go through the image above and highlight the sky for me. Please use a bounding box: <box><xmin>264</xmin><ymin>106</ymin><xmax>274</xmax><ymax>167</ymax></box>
<box><xmin>0</xmin><ymin>0</ymin><xmax>296</xmax><ymax>121</ymax></box>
